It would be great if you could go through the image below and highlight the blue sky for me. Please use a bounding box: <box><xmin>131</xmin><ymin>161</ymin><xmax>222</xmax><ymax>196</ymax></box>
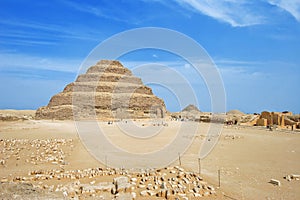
<box><xmin>0</xmin><ymin>0</ymin><xmax>299</xmax><ymax>113</ymax></box>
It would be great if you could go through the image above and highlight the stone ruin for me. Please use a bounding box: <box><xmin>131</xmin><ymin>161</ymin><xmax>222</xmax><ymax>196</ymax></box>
<box><xmin>255</xmin><ymin>111</ymin><xmax>299</xmax><ymax>129</ymax></box>
<box><xmin>4</xmin><ymin>166</ymin><xmax>217</xmax><ymax>199</ymax></box>
<box><xmin>36</xmin><ymin>60</ymin><xmax>166</xmax><ymax>120</ymax></box>
<box><xmin>0</xmin><ymin>138</ymin><xmax>218</xmax><ymax>199</ymax></box>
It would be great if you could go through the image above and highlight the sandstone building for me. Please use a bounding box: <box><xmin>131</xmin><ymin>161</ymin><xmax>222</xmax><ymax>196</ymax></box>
<box><xmin>256</xmin><ymin>111</ymin><xmax>298</xmax><ymax>129</ymax></box>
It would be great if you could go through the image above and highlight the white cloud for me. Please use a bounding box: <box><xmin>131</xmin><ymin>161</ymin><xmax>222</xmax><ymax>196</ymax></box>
<box><xmin>219</xmin><ymin>66</ymin><xmax>263</xmax><ymax>80</ymax></box>
<box><xmin>63</xmin><ymin>0</ymin><xmax>142</xmax><ymax>25</ymax></box>
<box><xmin>165</xmin><ymin>0</ymin><xmax>300</xmax><ymax>26</ymax></box>
<box><xmin>0</xmin><ymin>53</ymin><xmax>81</xmax><ymax>73</ymax></box>
<box><xmin>0</xmin><ymin>19</ymin><xmax>102</xmax><ymax>47</ymax></box>
<box><xmin>216</xmin><ymin>58</ymin><xmax>266</xmax><ymax>78</ymax></box>
<box><xmin>173</xmin><ymin>0</ymin><xmax>265</xmax><ymax>27</ymax></box>
<box><xmin>215</xmin><ymin>59</ymin><xmax>263</xmax><ymax>66</ymax></box>
<box><xmin>268</xmin><ymin>0</ymin><xmax>300</xmax><ymax>22</ymax></box>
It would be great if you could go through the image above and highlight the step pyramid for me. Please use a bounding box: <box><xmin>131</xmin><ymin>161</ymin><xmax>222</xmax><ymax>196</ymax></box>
<box><xmin>36</xmin><ymin>60</ymin><xmax>166</xmax><ymax>120</ymax></box>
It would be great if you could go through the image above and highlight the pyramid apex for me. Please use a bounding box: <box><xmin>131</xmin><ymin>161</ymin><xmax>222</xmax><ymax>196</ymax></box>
<box><xmin>96</xmin><ymin>60</ymin><xmax>123</xmax><ymax>66</ymax></box>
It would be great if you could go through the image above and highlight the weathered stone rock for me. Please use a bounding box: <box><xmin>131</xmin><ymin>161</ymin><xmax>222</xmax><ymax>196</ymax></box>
<box><xmin>0</xmin><ymin>178</ymin><xmax>8</xmax><ymax>183</ymax></box>
<box><xmin>160</xmin><ymin>182</ymin><xmax>167</xmax><ymax>190</ymax></box>
<box><xmin>113</xmin><ymin>176</ymin><xmax>131</xmax><ymax>193</ymax></box>
<box><xmin>130</xmin><ymin>177</ymin><xmax>137</xmax><ymax>182</ymax></box>
<box><xmin>94</xmin><ymin>182</ymin><xmax>115</xmax><ymax>192</ymax></box>
<box><xmin>0</xmin><ymin>159</ymin><xmax>5</xmax><ymax>165</ymax></box>
<box><xmin>207</xmin><ymin>185</ymin><xmax>215</xmax><ymax>191</ymax></box>
<box><xmin>138</xmin><ymin>184</ymin><xmax>145</xmax><ymax>188</ymax></box>
<box><xmin>269</xmin><ymin>179</ymin><xmax>281</xmax><ymax>186</ymax></box>
<box><xmin>140</xmin><ymin>190</ymin><xmax>148</xmax><ymax>197</ymax></box>
<box><xmin>291</xmin><ymin>174</ymin><xmax>300</xmax><ymax>180</ymax></box>
<box><xmin>147</xmin><ymin>190</ymin><xmax>157</xmax><ymax>196</ymax></box>
<box><xmin>131</xmin><ymin>192</ymin><xmax>137</xmax><ymax>199</ymax></box>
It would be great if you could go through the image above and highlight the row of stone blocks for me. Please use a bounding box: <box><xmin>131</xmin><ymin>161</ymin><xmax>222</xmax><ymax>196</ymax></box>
<box><xmin>63</xmin><ymin>82</ymin><xmax>153</xmax><ymax>94</ymax></box>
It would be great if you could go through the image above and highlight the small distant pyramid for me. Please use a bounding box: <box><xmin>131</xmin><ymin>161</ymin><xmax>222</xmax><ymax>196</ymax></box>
<box><xmin>175</xmin><ymin>104</ymin><xmax>202</xmax><ymax>120</ymax></box>
<box><xmin>182</xmin><ymin>104</ymin><xmax>201</xmax><ymax>113</ymax></box>
<box><xmin>36</xmin><ymin>60</ymin><xmax>166</xmax><ymax>120</ymax></box>
<box><xmin>226</xmin><ymin>110</ymin><xmax>244</xmax><ymax>115</ymax></box>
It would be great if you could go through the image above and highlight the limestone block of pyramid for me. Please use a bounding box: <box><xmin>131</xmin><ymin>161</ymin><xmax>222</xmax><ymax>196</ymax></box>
<box><xmin>36</xmin><ymin>60</ymin><xmax>166</xmax><ymax>120</ymax></box>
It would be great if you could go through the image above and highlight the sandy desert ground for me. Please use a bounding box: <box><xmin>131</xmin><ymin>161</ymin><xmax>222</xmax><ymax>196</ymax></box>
<box><xmin>0</xmin><ymin>112</ymin><xmax>299</xmax><ymax>199</ymax></box>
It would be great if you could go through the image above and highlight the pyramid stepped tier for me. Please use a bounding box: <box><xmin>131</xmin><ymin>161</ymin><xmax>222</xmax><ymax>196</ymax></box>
<box><xmin>36</xmin><ymin>60</ymin><xmax>166</xmax><ymax>120</ymax></box>
<box><xmin>75</xmin><ymin>73</ymin><xmax>143</xmax><ymax>84</ymax></box>
<box><xmin>47</xmin><ymin>92</ymin><xmax>163</xmax><ymax>109</ymax></box>
<box><xmin>35</xmin><ymin>105</ymin><xmax>75</xmax><ymax>120</ymax></box>
<box><xmin>63</xmin><ymin>82</ymin><xmax>153</xmax><ymax>94</ymax></box>
<box><xmin>86</xmin><ymin>60</ymin><xmax>132</xmax><ymax>75</ymax></box>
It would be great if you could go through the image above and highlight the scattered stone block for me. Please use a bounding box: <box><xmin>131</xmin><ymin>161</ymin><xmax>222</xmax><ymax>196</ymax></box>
<box><xmin>0</xmin><ymin>159</ymin><xmax>6</xmax><ymax>165</ymax></box>
<box><xmin>284</xmin><ymin>175</ymin><xmax>292</xmax><ymax>181</ymax></box>
<box><xmin>140</xmin><ymin>190</ymin><xmax>148</xmax><ymax>197</ymax></box>
<box><xmin>269</xmin><ymin>179</ymin><xmax>281</xmax><ymax>186</ymax></box>
<box><xmin>113</xmin><ymin>176</ymin><xmax>132</xmax><ymax>193</ymax></box>
<box><xmin>147</xmin><ymin>190</ymin><xmax>157</xmax><ymax>196</ymax></box>
<box><xmin>291</xmin><ymin>174</ymin><xmax>300</xmax><ymax>180</ymax></box>
<box><xmin>0</xmin><ymin>178</ymin><xmax>8</xmax><ymax>183</ymax></box>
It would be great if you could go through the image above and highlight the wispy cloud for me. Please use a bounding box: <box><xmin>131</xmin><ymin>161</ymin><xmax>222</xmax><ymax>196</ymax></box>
<box><xmin>121</xmin><ymin>58</ymin><xmax>267</xmax><ymax>87</ymax></box>
<box><xmin>0</xmin><ymin>19</ymin><xmax>60</xmax><ymax>46</ymax></box>
<box><xmin>63</xmin><ymin>1</ymin><xmax>113</xmax><ymax>20</ymax></box>
<box><xmin>172</xmin><ymin>0</ymin><xmax>266</xmax><ymax>27</ymax></box>
<box><xmin>157</xmin><ymin>0</ymin><xmax>300</xmax><ymax>27</ymax></box>
<box><xmin>219</xmin><ymin>66</ymin><xmax>264</xmax><ymax>81</ymax></box>
<box><xmin>205</xmin><ymin>59</ymin><xmax>265</xmax><ymax>81</ymax></box>
<box><xmin>0</xmin><ymin>39</ymin><xmax>57</xmax><ymax>46</ymax></box>
<box><xmin>268</xmin><ymin>0</ymin><xmax>300</xmax><ymax>22</ymax></box>
<box><xmin>62</xmin><ymin>0</ymin><xmax>142</xmax><ymax>25</ymax></box>
<box><xmin>216</xmin><ymin>58</ymin><xmax>300</xmax><ymax>83</ymax></box>
<box><xmin>215</xmin><ymin>59</ymin><xmax>264</xmax><ymax>67</ymax></box>
<box><xmin>0</xmin><ymin>53</ymin><xmax>81</xmax><ymax>73</ymax></box>
<box><xmin>0</xmin><ymin>19</ymin><xmax>102</xmax><ymax>47</ymax></box>
<box><xmin>0</xmin><ymin>66</ymin><xmax>75</xmax><ymax>80</ymax></box>
<box><xmin>0</xmin><ymin>19</ymin><xmax>62</xmax><ymax>33</ymax></box>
